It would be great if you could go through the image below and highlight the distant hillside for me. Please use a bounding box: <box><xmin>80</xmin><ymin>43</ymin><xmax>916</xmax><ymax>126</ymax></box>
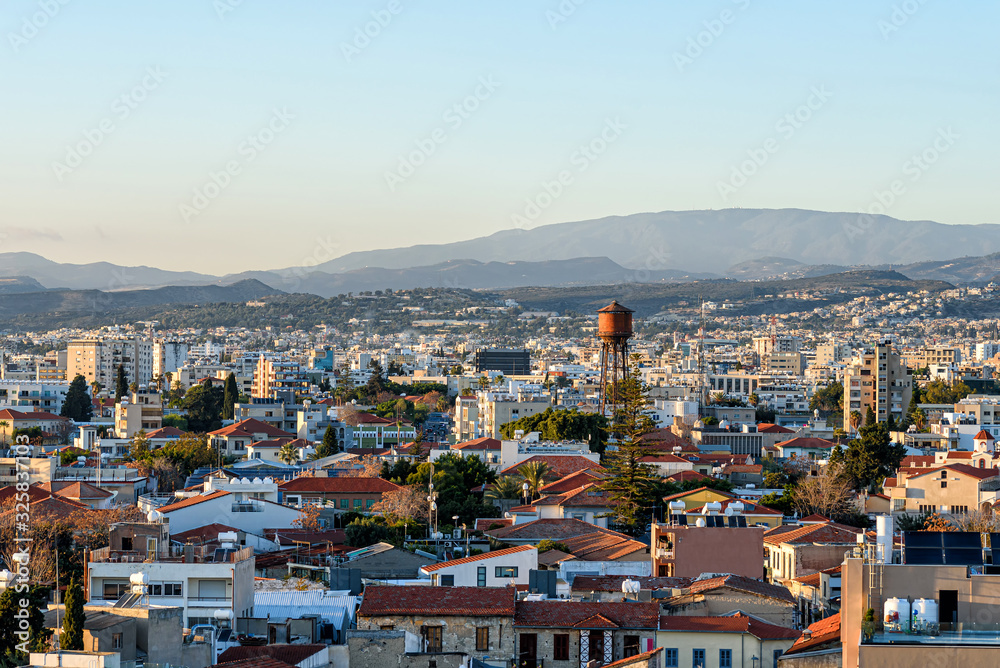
<box><xmin>0</xmin><ymin>276</ymin><xmax>46</xmax><ymax>294</ymax></box>
<box><xmin>0</xmin><ymin>252</ymin><xmax>218</xmax><ymax>290</ymax></box>
<box><xmin>0</xmin><ymin>279</ymin><xmax>282</xmax><ymax>321</ymax></box>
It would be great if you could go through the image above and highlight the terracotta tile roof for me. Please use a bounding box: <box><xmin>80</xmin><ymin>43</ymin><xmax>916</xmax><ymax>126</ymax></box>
<box><xmin>659</xmin><ymin>612</ymin><xmax>800</xmax><ymax>640</ymax></box>
<box><xmin>774</xmin><ymin>437</ymin><xmax>835</xmax><ymax>449</ymax></box>
<box><xmin>665</xmin><ymin>470</ymin><xmax>711</xmax><ymax>483</ymax></box>
<box><xmin>786</xmin><ymin>613</ymin><xmax>840</xmax><ymax>654</ymax></box>
<box><xmin>601</xmin><ymin>648</ymin><xmax>662</xmax><ymax>668</ymax></box>
<box><xmin>757</xmin><ymin>423</ymin><xmax>794</xmax><ymax>434</ymax></box>
<box><xmin>687</xmin><ymin>574</ymin><xmax>794</xmax><ymax>604</ymax></box>
<box><xmin>540</xmin><ymin>469</ymin><xmax>606</xmax><ymax>494</ymax></box>
<box><xmin>211</xmin><ymin>657</ymin><xmax>297</xmax><ymax>668</ymax></box>
<box><xmin>793</xmin><ymin>572</ymin><xmax>822</xmax><ymax>587</ymax></box>
<box><xmin>721</xmin><ymin>464</ymin><xmax>763</xmax><ymax>474</ymax></box>
<box><xmin>38</xmin><ymin>481</ymin><xmax>113</xmax><ymax>500</ymax></box>
<box><xmin>638</xmin><ymin>453</ymin><xmax>690</xmax><ymax>464</ymax></box>
<box><xmin>799</xmin><ymin>514</ymin><xmax>831</xmax><ymax>523</ymax></box>
<box><xmin>515</xmin><ymin>601</ymin><xmax>659</xmax><ymax>629</ymax></box>
<box><xmin>661</xmin><ymin>486</ymin><xmax>735</xmax><ymax>504</ymax></box>
<box><xmin>421</xmin><ymin>545</ymin><xmax>536</xmax><ymax>573</ymax></box>
<box><xmin>475</xmin><ymin>518</ymin><xmax>512</xmax><ymax>531</ymax></box>
<box><xmin>453</xmin><ymin>437</ymin><xmax>501</xmax><ymax>451</ymax></box>
<box><xmin>170</xmin><ymin>523</ymin><xmax>241</xmax><ymax>544</ymax></box>
<box><xmin>975</xmin><ymin>429</ymin><xmax>995</xmax><ymax>441</ymax></box>
<box><xmin>906</xmin><ymin>463</ymin><xmax>998</xmax><ymax>481</ymax></box>
<box><xmin>146</xmin><ymin>426</ymin><xmax>184</xmax><ymax>438</ymax></box>
<box><xmin>158</xmin><ymin>490</ymin><xmax>230</xmax><ymax>513</ymax></box>
<box><xmin>560</xmin><ymin>531</ymin><xmax>647</xmax><ymax>561</ymax></box>
<box><xmin>217</xmin><ymin>645</ymin><xmax>326</xmax><ymax>666</ymax></box>
<box><xmin>210</xmin><ymin>418</ymin><xmax>293</xmax><ymax>439</ymax></box>
<box><xmin>570</xmin><ymin>576</ymin><xmax>693</xmax><ymax>593</ymax></box>
<box><xmin>0</xmin><ymin>409</ymin><xmax>68</xmax><ymax>421</ymax></box>
<box><xmin>485</xmin><ymin>518</ymin><xmax>622</xmax><ymax>541</ymax></box>
<box><xmin>555</xmin><ymin>483</ymin><xmax>613</xmax><ymax>507</ymax></box>
<box><xmin>499</xmin><ymin>456</ymin><xmax>606</xmax><ymax>479</ymax></box>
<box><xmin>900</xmin><ymin>455</ymin><xmax>936</xmax><ymax>467</ymax></box>
<box><xmin>278</xmin><ymin>476</ymin><xmax>401</xmax><ymax>493</ymax></box>
<box><xmin>763</xmin><ymin>522</ymin><xmax>861</xmax><ymax>546</ymax></box>
<box><xmin>359</xmin><ymin>585</ymin><xmax>515</xmax><ymax>617</ymax></box>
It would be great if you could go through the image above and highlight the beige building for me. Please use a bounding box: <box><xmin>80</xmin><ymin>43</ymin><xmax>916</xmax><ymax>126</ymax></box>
<box><xmin>454</xmin><ymin>394</ymin><xmax>479</xmax><ymax>441</ymax></box>
<box><xmin>763</xmin><ymin>352</ymin><xmax>807</xmax><ymax>376</ymax></box>
<box><xmin>883</xmin><ymin>462</ymin><xmax>1000</xmax><ymax>515</ymax></box>
<box><xmin>903</xmin><ymin>345</ymin><xmax>962</xmax><ymax>370</ymax></box>
<box><xmin>252</xmin><ymin>355</ymin><xmax>307</xmax><ymax>399</ymax></box>
<box><xmin>657</xmin><ymin>613</ymin><xmax>799</xmax><ymax>668</ymax></box>
<box><xmin>814</xmin><ymin>342</ymin><xmax>851</xmax><ymax>367</ymax></box>
<box><xmin>114</xmin><ymin>390</ymin><xmax>163</xmax><ymax>438</ymax></box>
<box><xmin>764</xmin><ymin>522</ymin><xmax>860</xmax><ymax>584</ymax></box>
<box><xmin>843</xmin><ymin>339</ymin><xmax>912</xmax><ymax>427</ymax></box>
<box><xmin>68</xmin><ymin>337</ymin><xmax>154</xmax><ymax>389</ymax></box>
<box><xmin>477</xmin><ymin>392</ymin><xmax>551</xmax><ymax>439</ymax></box>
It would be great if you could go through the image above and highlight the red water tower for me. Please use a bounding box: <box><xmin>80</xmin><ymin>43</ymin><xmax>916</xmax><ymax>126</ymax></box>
<box><xmin>597</xmin><ymin>300</ymin><xmax>634</xmax><ymax>415</ymax></box>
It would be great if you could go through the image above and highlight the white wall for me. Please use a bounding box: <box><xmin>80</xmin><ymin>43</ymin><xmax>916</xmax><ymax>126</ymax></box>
<box><xmin>424</xmin><ymin>548</ymin><xmax>537</xmax><ymax>587</ymax></box>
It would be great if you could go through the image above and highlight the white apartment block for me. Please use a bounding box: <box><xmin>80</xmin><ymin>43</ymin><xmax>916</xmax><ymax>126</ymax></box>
<box><xmin>153</xmin><ymin>339</ymin><xmax>189</xmax><ymax>377</ymax></box>
<box><xmin>68</xmin><ymin>337</ymin><xmax>154</xmax><ymax>389</ymax></box>
<box><xmin>0</xmin><ymin>380</ymin><xmax>70</xmax><ymax>412</ymax></box>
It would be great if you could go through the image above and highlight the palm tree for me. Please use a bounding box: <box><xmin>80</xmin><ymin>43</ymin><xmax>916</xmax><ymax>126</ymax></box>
<box><xmin>493</xmin><ymin>374</ymin><xmax>505</xmax><ymax>387</ymax></box>
<box><xmin>913</xmin><ymin>408</ymin><xmax>927</xmax><ymax>431</ymax></box>
<box><xmin>518</xmin><ymin>461</ymin><xmax>551</xmax><ymax>501</ymax></box>
<box><xmin>484</xmin><ymin>476</ymin><xmax>524</xmax><ymax>506</ymax></box>
<box><xmin>477</xmin><ymin>376</ymin><xmax>490</xmax><ymax>391</ymax></box>
<box><xmin>711</xmin><ymin>391</ymin><xmax>726</xmax><ymax>405</ymax></box>
<box><xmin>748</xmin><ymin>392</ymin><xmax>759</xmax><ymax>407</ymax></box>
<box><xmin>278</xmin><ymin>442</ymin><xmax>299</xmax><ymax>465</ymax></box>
<box><xmin>849</xmin><ymin>410</ymin><xmax>862</xmax><ymax>433</ymax></box>
<box><xmin>90</xmin><ymin>381</ymin><xmax>103</xmax><ymax>397</ymax></box>
<box><xmin>0</xmin><ymin>420</ymin><xmax>8</xmax><ymax>446</ymax></box>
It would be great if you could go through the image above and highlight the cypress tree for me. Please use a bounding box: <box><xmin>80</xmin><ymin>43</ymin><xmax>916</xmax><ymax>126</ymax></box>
<box><xmin>62</xmin><ymin>576</ymin><xmax>85</xmax><ymax>651</ymax></box>
<box><xmin>115</xmin><ymin>365</ymin><xmax>129</xmax><ymax>402</ymax></box>
<box><xmin>222</xmin><ymin>373</ymin><xmax>238</xmax><ymax>420</ymax></box>
<box><xmin>61</xmin><ymin>374</ymin><xmax>94</xmax><ymax>422</ymax></box>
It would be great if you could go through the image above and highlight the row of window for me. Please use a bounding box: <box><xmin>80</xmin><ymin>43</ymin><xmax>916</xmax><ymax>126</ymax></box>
<box><xmin>664</xmin><ymin>648</ymin><xmax>781</xmax><ymax>668</ymax></box>
<box><xmin>104</xmin><ymin>581</ymin><xmax>182</xmax><ymax>598</ymax></box>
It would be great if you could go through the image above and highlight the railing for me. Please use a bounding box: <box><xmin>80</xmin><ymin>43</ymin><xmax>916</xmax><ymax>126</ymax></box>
<box><xmin>232</xmin><ymin>502</ymin><xmax>264</xmax><ymax>512</ymax></box>
<box><xmin>656</xmin><ymin>548</ymin><xmax>674</xmax><ymax>560</ymax></box>
<box><xmin>139</xmin><ymin>492</ymin><xmax>179</xmax><ymax>512</ymax></box>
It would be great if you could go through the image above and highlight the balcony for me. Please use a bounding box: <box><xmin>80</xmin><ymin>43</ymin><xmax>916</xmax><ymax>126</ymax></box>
<box><xmin>90</xmin><ymin>544</ymin><xmax>253</xmax><ymax>564</ymax></box>
<box><xmin>231</xmin><ymin>501</ymin><xmax>264</xmax><ymax>513</ymax></box>
<box><xmin>656</xmin><ymin>548</ymin><xmax>675</xmax><ymax>560</ymax></box>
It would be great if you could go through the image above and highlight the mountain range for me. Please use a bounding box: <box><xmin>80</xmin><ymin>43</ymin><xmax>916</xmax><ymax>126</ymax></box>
<box><xmin>2</xmin><ymin>209</ymin><xmax>999</xmax><ymax>297</ymax></box>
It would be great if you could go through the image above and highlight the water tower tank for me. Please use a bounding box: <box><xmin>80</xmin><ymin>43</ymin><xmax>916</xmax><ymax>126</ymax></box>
<box><xmin>912</xmin><ymin>599</ymin><xmax>938</xmax><ymax>627</ymax></box>
<box><xmin>884</xmin><ymin>598</ymin><xmax>910</xmax><ymax>632</ymax></box>
<box><xmin>597</xmin><ymin>301</ymin><xmax>634</xmax><ymax>342</ymax></box>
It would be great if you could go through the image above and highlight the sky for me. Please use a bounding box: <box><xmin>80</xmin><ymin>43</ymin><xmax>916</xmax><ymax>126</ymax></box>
<box><xmin>1</xmin><ymin>0</ymin><xmax>997</xmax><ymax>274</ymax></box>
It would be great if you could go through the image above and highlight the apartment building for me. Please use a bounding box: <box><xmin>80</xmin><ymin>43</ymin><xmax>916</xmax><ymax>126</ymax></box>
<box><xmin>0</xmin><ymin>380</ymin><xmax>70</xmax><ymax>412</ymax></box>
<box><xmin>843</xmin><ymin>340</ymin><xmax>912</xmax><ymax>426</ymax></box>
<box><xmin>454</xmin><ymin>394</ymin><xmax>479</xmax><ymax>441</ymax></box>
<box><xmin>762</xmin><ymin>352</ymin><xmax>806</xmax><ymax>376</ymax></box>
<box><xmin>477</xmin><ymin>392</ymin><xmax>551</xmax><ymax>439</ymax></box>
<box><xmin>114</xmin><ymin>390</ymin><xmax>163</xmax><ymax>438</ymax></box>
<box><xmin>153</xmin><ymin>339</ymin><xmax>189</xmax><ymax>377</ymax></box>
<box><xmin>68</xmin><ymin>337</ymin><xmax>154</xmax><ymax>388</ymax></box>
<box><xmin>814</xmin><ymin>342</ymin><xmax>852</xmax><ymax>367</ymax></box>
<box><xmin>752</xmin><ymin>336</ymin><xmax>802</xmax><ymax>358</ymax></box>
<box><xmin>904</xmin><ymin>345</ymin><xmax>963</xmax><ymax>370</ymax></box>
<box><xmin>252</xmin><ymin>355</ymin><xmax>307</xmax><ymax>400</ymax></box>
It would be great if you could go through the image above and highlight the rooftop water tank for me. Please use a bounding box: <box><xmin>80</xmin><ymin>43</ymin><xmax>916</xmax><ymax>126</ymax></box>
<box><xmin>884</xmin><ymin>598</ymin><xmax>910</xmax><ymax>632</ymax></box>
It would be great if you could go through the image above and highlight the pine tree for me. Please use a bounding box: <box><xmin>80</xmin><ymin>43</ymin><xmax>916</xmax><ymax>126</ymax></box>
<box><xmin>115</xmin><ymin>365</ymin><xmax>129</xmax><ymax>402</ymax></box>
<box><xmin>315</xmin><ymin>425</ymin><xmax>340</xmax><ymax>459</ymax></box>
<box><xmin>62</xmin><ymin>576</ymin><xmax>85</xmax><ymax>650</ymax></box>
<box><xmin>222</xmin><ymin>373</ymin><xmax>239</xmax><ymax>420</ymax></box>
<box><xmin>61</xmin><ymin>374</ymin><xmax>94</xmax><ymax>422</ymax></box>
<box><xmin>599</xmin><ymin>355</ymin><xmax>658</xmax><ymax>535</ymax></box>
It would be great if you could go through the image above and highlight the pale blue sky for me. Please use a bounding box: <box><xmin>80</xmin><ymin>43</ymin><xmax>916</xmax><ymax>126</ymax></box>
<box><xmin>1</xmin><ymin>0</ymin><xmax>996</xmax><ymax>273</ymax></box>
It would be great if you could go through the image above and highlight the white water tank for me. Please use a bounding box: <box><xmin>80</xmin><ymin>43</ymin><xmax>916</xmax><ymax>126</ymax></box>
<box><xmin>912</xmin><ymin>599</ymin><xmax>938</xmax><ymax>627</ymax></box>
<box><xmin>621</xmin><ymin>579</ymin><xmax>640</xmax><ymax>594</ymax></box>
<box><xmin>876</xmin><ymin>515</ymin><xmax>893</xmax><ymax>563</ymax></box>
<box><xmin>729</xmin><ymin>501</ymin><xmax>746</xmax><ymax>515</ymax></box>
<box><xmin>695</xmin><ymin>518</ymin><xmax>707</xmax><ymax>527</ymax></box>
<box><xmin>668</xmin><ymin>501</ymin><xmax>686</xmax><ymax>513</ymax></box>
<box><xmin>704</xmin><ymin>501</ymin><xmax>722</xmax><ymax>515</ymax></box>
<box><xmin>884</xmin><ymin>598</ymin><xmax>911</xmax><ymax>632</ymax></box>
<box><xmin>129</xmin><ymin>573</ymin><xmax>149</xmax><ymax>585</ymax></box>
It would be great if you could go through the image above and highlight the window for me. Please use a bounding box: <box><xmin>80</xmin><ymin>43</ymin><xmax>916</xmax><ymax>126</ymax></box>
<box><xmin>477</xmin><ymin>567</ymin><xmax>486</xmax><ymax>587</ymax></box>
<box><xmin>495</xmin><ymin>566</ymin><xmax>518</xmax><ymax>578</ymax></box>
<box><xmin>340</xmin><ymin>498</ymin><xmax>349</xmax><ymax>509</ymax></box>
<box><xmin>423</xmin><ymin>626</ymin><xmax>443</xmax><ymax>652</ymax></box>
<box><xmin>692</xmin><ymin>649</ymin><xmax>706</xmax><ymax>668</ymax></box>
<box><xmin>893</xmin><ymin>499</ymin><xmax>905</xmax><ymax>512</ymax></box>
<box><xmin>354</xmin><ymin>499</ymin><xmax>363</xmax><ymax>509</ymax></box>
<box><xmin>773</xmin><ymin>649</ymin><xmax>783</xmax><ymax>668</ymax></box>
<box><xmin>439</xmin><ymin>574</ymin><xmax>454</xmax><ymax>587</ymax></box>
<box><xmin>720</xmin><ymin>649</ymin><xmax>732</xmax><ymax>668</ymax></box>
<box><xmin>112</xmin><ymin>633</ymin><xmax>123</xmax><ymax>650</ymax></box>
<box><xmin>476</xmin><ymin>627</ymin><xmax>489</xmax><ymax>651</ymax></box>
<box><xmin>588</xmin><ymin>630</ymin><xmax>604</xmax><ymax>661</ymax></box>
<box><xmin>163</xmin><ymin>582</ymin><xmax>182</xmax><ymax>596</ymax></box>
<box><xmin>102</xmin><ymin>581</ymin><xmax>129</xmax><ymax>600</ymax></box>
<box><xmin>623</xmin><ymin>635</ymin><xmax>640</xmax><ymax>658</ymax></box>
<box><xmin>664</xmin><ymin>649</ymin><xmax>678</xmax><ymax>668</ymax></box>
<box><xmin>941</xmin><ymin>481</ymin><xmax>947</xmax><ymax>488</ymax></box>
<box><xmin>121</xmin><ymin>537</ymin><xmax>133</xmax><ymax>551</ymax></box>
<box><xmin>380</xmin><ymin>625</ymin><xmax>394</xmax><ymax>631</ymax></box>
<box><xmin>366</xmin><ymin>499</ymin><xmax>375</xmax><ymax>509</ymax></box>
<box><xmin>554</xmin><ymin>634</ymin><xmax>569</xmax><ymax>661</ymax></box>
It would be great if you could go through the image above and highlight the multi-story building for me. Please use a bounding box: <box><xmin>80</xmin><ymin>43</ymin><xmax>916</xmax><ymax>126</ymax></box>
<box><xmin>762</xmin><ymin>352</ymin><xmax>806</xmax><ymax>376</ymax></box>
<box><xmin>814</xmin><ymin>342</ymin><xmax>852</xmax><ymax>367</ymax></box>
<box><xmin>752</xmin><ymin>335</ymin><xmax>802</xmax><ymax>358</ymax></box>
<box><xmin>252</xmin><ymin>355</ymin><xmax>307</xmax><ymax>400</ymax></box>
<box><xmin>477</xmin><ymin>392</ymin><xmax>551</xmax><ymax>439</ymax></box>
<box><xmin>153</xmin><ymin>339</ymin><xmax>189</xmax><ymax>378</ymax></box>
<box><xmin>0</xmin><ymin>380</ymin><xmax>71</xmax><ymax>413</ymax></box>
<box><xmin>114</xmin><ymin>390</ymin><xmax>163</xmax><ymax>438</ymax></box>
<box><xmin>454</xmin><ymin>394</ymin><xmax>479</xmax><ymax>441</ymax></box>
<box><xmin>474</xmin><ymin>348</ymin><xmax>531</xmax><ymax>376</ymax></box>
<box><xmin>67</xmin><ymin>337</ymin><xmax>154</xmax><ymax>389</ymax></box>
<box><xmin>843</xmin><ymin>339</ymin><xmax>912</xmax><ymax>427</ymax></box>
<box><xmin>904</xmin><ymin>345</ymin><xmax>963</xmax><ymax>370</ymax></box>
<box><xmin>651</xmin><ymin>519</ymin><xmax>765</xmax><ymax>579</ymax></box>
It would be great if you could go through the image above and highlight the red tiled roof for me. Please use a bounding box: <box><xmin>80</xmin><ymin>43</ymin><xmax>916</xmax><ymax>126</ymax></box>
<box><xmin>485</xmin><ymin>518</ymin><xmax>623</xmax><ymax>541</ymax></box>
<box><xmin>453</xmin><ymin>437</ymin><xmax>501</xmax><ymax>451</ymax></box>
<box><xmin>212</xmin><ymin>658</ymin><xmax>296</xmax><ymax>668</ymax></box>
<box><xmin>906</xmin><ymin>463</ymin><xmax>998</xmax><ymax>481</ymax></box>
<box><xmin>975</xmin><ymin>429</ymin><xmax>995</xmax><ymax>441</ymax></box>
<box><xmin>278</xmin><ymin>476</ymin><xmax>400</xmax><ymax>494</ymax></box>
<box><xmin>659</xmin><ymin>612</ymin><xmax>800</xmax><ymax>640</ymax></box>
<box><xmin>786</xmin><ymin>613</ymin><xmax>840</xmax><ymax>654</ymax></box>
<box><xmin>774</xmin><ymin>437</ymin><xmax>835</xmax><ymax>449</ymax></box>
<box><xmin>515</xmin><ymin>601</ymin><xmax>659</xmax><ymax>629</ymax></box>
<box><xmin>500</xmin><ymin>455</ymin><xmax>607</xmax><ymax>479</ymax></box>
<box><xmin>601</xmin><ymin>648</ymin><xmax>663</xmax><ymax>668</ymax></box>
<box><xmin>763</xmin><ymin>522</ymin><xmax>861</xmax><ymax>546</ymax></box>
<box><xmin>638</xmin><ymin>453</ymin><xmax>690</xmax><ymax>464</ymax></box>
<box><xmin>686</xmin><ymin>574</ymin><xmax>795</xmax><ymax>604</ymax></box>
<box><xmin>217</xmin><ymin>645</ymin><xmax>326</xmax><ymax>666</ymax></box>
<box><xmin>665</xmin><ymin>470</ymin><xmax>711</xmax><ymax>483</ymax></box>
<box><xmin>799</xmin><ymin>514</ymin><xmax>831</xmax><ymax>523</ymax></box>
<box><xmin>359</xmin><ymin>585</ymin><xmax>515</xmax><ymax>617</ymax></box>
<box><xmin>559</xmin><ymin>530</ymin><xmax>647</xmax><ymax>561</ymax></box>
<box><xmin>146</xmin><ymin>426</ymin><xmax>184</xmax><ymax>438</ymax></box>
<box><xmin>158</xmin><ymin>490</ymin><xmax>230</xmax><ymax>513</ymax></box>
<box><xmin>421</xmin><ymin>545</ymin><xmax>536</xmax><ymax>572</ymax></box>
<box><xmin>38</xmin><ymin>481</ymin><xmax>113</xmax><ymax>500</ymax></box>
<box><xmin>757</xmin><ymin>423</ymin><xmax>794</xmax><ymax>434</ymax></box>
<box><xmin>475</xmin><ymin>518</ymin><xmax>513</xmax><ymax>531</ymax></box>
<box><xmin>210</xmin><ymin>418</ymin><xmax>293</xmax><ymax>438</ymax></box>
<box><xmin>170</xmin><ymin>523</ymin><xmax>241</xmax><ymax>544</ymax></box>
<box><xmin>540</xmin><ymin>469</ymin><xmax>606</xmax><ymax>494</ymax></box>
<box><xmin>0</xmin><ymin>408</ymin><xmax>69</xmax><ymax>421</ymax></box>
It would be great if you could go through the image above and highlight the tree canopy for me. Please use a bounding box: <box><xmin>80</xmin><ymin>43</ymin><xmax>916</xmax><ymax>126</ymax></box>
<box><xmin>60</xmin><ymin>374</ymin><xmax>93</xmax><ymax>422</ymax></box>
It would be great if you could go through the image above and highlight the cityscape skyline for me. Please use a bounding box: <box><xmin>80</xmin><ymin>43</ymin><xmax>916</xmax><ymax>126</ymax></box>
<box><xmin>2</xmin><ymin>1</ymin><xmax>997</xmax><ymax>272</ymax></box>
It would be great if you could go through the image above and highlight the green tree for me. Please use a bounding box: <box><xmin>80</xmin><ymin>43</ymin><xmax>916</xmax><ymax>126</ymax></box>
<box><xmin>314</xmin><ymin>426</ymin><xmax>340</xmax><ymax>459</ymax></box>
<box><xmin>345</xmin><ymin>517</ymin><xmax>390</xmax><ymax>547</ymax></box>
<box><xmin>501</xmin><ymin>408</ymin><xmax>609</xmax><ymax>453</ymax></box>
<box><xmin>62</xmin><ymin>576</ymin><xmax>85</xmax><ymax>650</ymax></box>
<box><xmin>838</xmin><ymin>418</ymin><xmax>905</xmax><ymax>491</ymax></box>
<box><xmin>0</xmin><ymin>585</ymin><xmax>51</xmax><ymax>657</ymax></box>
<box><xmin>599</xmin><ymin>355</ymin><xmax>658</xmax><ymax>535</ymax></box>
<box><xmin>810</xmin><ymin>382</ymin><xmax>843</xmax><ymax>414</ymax></box>
<box><xmin>61</xmin><ymin>374</ymin><xmax>94</xmax><ymax>422</ymax></box>
<box><xmin>222</xmin><ymin>373</ymin><xmax>239</xmax><ymax>421</ymax></box>
<box><xmin>536</xmin><ymin>539</ymin><xmax>571</xmax><ymax>553</ymax></box>
<box><xmin>484</xmin><ymin>476</ymin><xmax>524</xmax><ymax>506</ymax></box>
<box><xmin>162</xmin><ymin>414</ymin><xmax>189</xmax><ymax>431</ymax></box>
<box><xmin>183</xmin><ymin>383</ymin><xmax>223</xmax><ymax>432</ymax></box>
<box><xmin>115</xmin><ymin>364</ymin><xmax>128</xmax><ymax>402</ymax></box>
<box><xmin>518</xmin><ymin>461</ymin><xmax>550</xmax><ymax>500</ymax></box>
<box><xmin>278</xmin><ymin>442</ymin><xmax>299</xmax><ymax>465</ymax></box>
